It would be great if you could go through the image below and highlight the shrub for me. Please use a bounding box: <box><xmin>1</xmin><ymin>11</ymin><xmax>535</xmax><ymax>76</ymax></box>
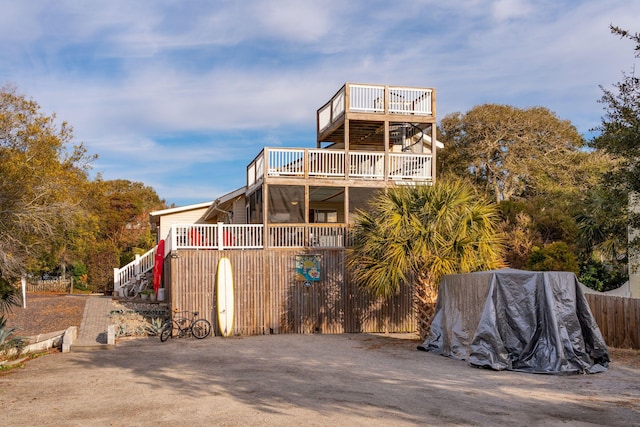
<box><xmin>525</xmin><ymin>241</ymin><xmax>579</xmax><ymax>274</ymax></box>
<box><xmin>579</xmin><ymin>258</ymin><xmax>628</xmax><ymax>292</ymax></box>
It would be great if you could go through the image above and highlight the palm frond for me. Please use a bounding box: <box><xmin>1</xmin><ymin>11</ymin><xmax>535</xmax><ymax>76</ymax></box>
<box><xmin>348</xmin><ymin>178</ymin><xmax>505</xmax><ymax>297</ymax></box>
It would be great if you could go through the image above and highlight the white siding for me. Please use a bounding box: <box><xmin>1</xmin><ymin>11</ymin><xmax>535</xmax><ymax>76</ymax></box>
<box><xmin>159</xmin><ymin>208</ymin><xmax>210</xmax><ymax>241</ymax></box>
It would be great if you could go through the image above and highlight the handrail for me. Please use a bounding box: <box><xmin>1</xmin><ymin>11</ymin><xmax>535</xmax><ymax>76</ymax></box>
<box><xmin>253</xmin><ymin>147</ymin><xmax>432</xmax><ymax>181</ymax></box>
<box><xmin>318</xmin><ymin>83</ymin><xmax>434</xmax><ymax>133</ymax></box>
<box><xmin>167</xmin><ymin>223</ymin><xmax>348</xmax><ymax>250</ymax></box>
<box><xmin>113</xmin><ymin>245</ymin><xmax>157</xmax><ymax>294</ymax></box>
<box><xmin>113</xmin><ymin>223</ymin><xmax>349</xmax><ymax>292</ymax></box>
<box><xmin>389</xmin><ymin>153</ymin><xmax>432</xmax><ymax>180</ymax></box>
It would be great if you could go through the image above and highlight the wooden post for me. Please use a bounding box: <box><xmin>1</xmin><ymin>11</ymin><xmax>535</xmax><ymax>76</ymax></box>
<box><xmin>431</xmin><ymin>124</ymin><xmax>437</xmax><ymax>184</ymax></box>
<box><xmin>263</xmin><ymin>184</ymin><xmax>269</xmax><ymax>249</ymax></box>
<box><xmin>21</xmin><ymin>274</ymin><xmax>26</xmax><ymax>309</ymax></box>
<box><xmin>344</xmin><ymin>86</ymin><xmax>350</xmax><ymax>179</ymax></box>
<box><xmin>384</xmin><ymin>120</ymin><xmax>390</xmax><ymax>182</ymax></box>
<box><xmin>218</xmin><ymin>222</ymin><xmax>224</xmax><ymax>251</ymax></box>
<box><xmin>431</xmin><ymin>89</ymin><xmax>437</xmax><ymax>184</ymax></box>
<box><xmin>113</xmin><ymin>267</ymin><xmax>119</xmax><ymax>296</ymax></box>
<box><xmin>344</xmin><ymin>186</ymin><xmax>350</xmax><ymax>232</ymax></box>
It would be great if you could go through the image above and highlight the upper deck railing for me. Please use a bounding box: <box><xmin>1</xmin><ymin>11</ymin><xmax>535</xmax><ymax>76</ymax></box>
<box><xmin>247</xmin><ymin>148</ymin><xmax>432</xmax><ymax>187</ymax></box>
<box><xmin>317</xmin><ymin>83</ymin><xmax>434</xmax><ymax>133</ymax></box>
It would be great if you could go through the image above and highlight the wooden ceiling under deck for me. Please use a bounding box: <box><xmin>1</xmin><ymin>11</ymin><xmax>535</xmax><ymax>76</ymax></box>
<box><xmin>318</xmin><ymin>119</ymin><xmax>435</xmax><ymax>150</ymax></box>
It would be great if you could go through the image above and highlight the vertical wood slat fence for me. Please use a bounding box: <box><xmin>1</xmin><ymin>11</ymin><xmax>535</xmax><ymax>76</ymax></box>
<box><xmin>585</xmin><ymin>293</ymin><xmax>640</xmax><ymax>349</ymax></box>
<box><xmin>166</xmin><ymin>249</ymin><xmax>415</xmax><ymax>336</ymax></box>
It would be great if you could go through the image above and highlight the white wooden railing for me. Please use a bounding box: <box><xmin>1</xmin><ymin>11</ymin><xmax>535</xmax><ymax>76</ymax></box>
<box><xmin>114</xmin><ymin>223</ymin><xmax>348</xmax><ymax>293</ymax></box>
<box><xmin>168</xmin><ymin>223</ymin><xmax>347</xmax><ymax>250</ymax></box>
<box><xmin>113</xmin><ymin>246</ymin><xmax>157</xmax><ymax>295</ymax></box>
<box><xmin>389</xmin><ymin>153</ymin><xmax>432</xmax><ymax>180</ymax></box>
<box><xmin>268</xmin><ymin>149</ymin><xmax>305</xmax><ymax>176</ymax></box>
<box><xmin>349</xmin><ymin>152</ymin><xmax>385</xmax><ymax>179</ymax></box>
<box><xmin>318</xmin><ymin>83</ymin><xmax>434</xmax><ymax>132</ymax></box>
<box><xmin>171</xmin><ymin>223</ymin><xmax>265</xmax><ymax>250</ymax></box>
<box><xmin>247</xmin><ymin>148</ymin><xmax>432</xmax><ymax>184</ymax></box>
<box><xmin>309</xmin><ymin>150</ymin><xmax>345</xmax><ymax>177</ymax></box>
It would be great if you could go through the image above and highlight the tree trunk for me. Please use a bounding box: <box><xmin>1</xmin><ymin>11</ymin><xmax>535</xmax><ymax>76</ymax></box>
<box><xmin>414</xmin><ymin>273</ymin><xmax>438</xmax><ymax>340</ymax></box>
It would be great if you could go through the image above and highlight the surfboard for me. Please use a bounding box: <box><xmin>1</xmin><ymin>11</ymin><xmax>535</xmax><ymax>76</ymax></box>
<box><xmin>216</xmin><ymin>257</ymin><xmax>234</xmax><ymax>337</ymax></box>
<box><xmin>152</xmin><ymin>239</ymin><xmax>165</xmax><ymax>295</ymax></box>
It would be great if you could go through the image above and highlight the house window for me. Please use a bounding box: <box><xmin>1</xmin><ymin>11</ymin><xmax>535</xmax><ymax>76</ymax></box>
<box><xmin>312</xmin><ymin>210</ymin><xmax>338</xmax><ymax>223</ymax></box>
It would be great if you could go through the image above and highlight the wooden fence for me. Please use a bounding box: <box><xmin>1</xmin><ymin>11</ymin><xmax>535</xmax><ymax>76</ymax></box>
<box><xmin>165</xmin><ymin>249</ymin><xmax>415</xmax><ymax>336</ymax></box>
<box><xmin>25</xmin><ymin>278</ymin><xmax>72</xmax><ymax>293</ymax></box>
<box><xmin>163</xmin><ymin>249</ymin><xmax>640</xmax><ymax>349</ymax></box>
<box><xmin>585</xmin><ymin>293</ymin><xmax>640</xmax><ymax>349</ymax></box>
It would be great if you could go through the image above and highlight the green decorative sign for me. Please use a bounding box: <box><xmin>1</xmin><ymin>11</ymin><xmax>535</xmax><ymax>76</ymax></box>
<box><xmin>295</xmin><ymin>255</ymin><xmax>322</xmax><ymax>282</ymax></box>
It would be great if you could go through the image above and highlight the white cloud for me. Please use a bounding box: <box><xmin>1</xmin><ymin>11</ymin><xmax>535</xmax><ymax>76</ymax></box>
<box><xmin>491</xmin><ymin>0</ymin><xmax>533</xmax><ymax>22</ymax></box>
<box><xmin>1</xmin><ymin>0</ymin><xmax>639</xmax><ymax>205</ymax></box>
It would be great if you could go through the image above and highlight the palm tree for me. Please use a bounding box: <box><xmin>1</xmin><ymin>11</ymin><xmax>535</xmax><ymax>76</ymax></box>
<box><xmin>0</xmin><ymin>277</ymin><xmax>21</xmax><ymax>349</ymax></box>
<box><xmin>0</xmin><ymin>277</ymin><xmax>20</xmax><ymax>315</ymax></box>
<box><xmin>347</xmin><ymin>178</ymin><xmax>505</xmax><ymax>337</ymax></box>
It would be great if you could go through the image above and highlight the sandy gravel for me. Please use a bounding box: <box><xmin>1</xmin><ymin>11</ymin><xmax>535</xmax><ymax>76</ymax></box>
<box><xmin>1</xmin><ymin>333</ymin><xmax>638</xmax><ymax>426</ymax></box>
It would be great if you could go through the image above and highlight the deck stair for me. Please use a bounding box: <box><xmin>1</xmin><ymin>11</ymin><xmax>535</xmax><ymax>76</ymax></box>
<box><xmin>113</xmin><ymin>245</ymin><xmax>157</xmax><ymax>297</ymax></box>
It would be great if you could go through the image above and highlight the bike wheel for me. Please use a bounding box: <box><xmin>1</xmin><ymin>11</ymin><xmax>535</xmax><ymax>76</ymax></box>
<box><xmin>160</xmin><ymin>323</ymin><xmax>173</xmax><ymax>342</ymax></box>
<box><xmin>191</xmin><ymin>319</ymin><xmax>212</xmax><ymax>339</ymax></box>
<box><xmin>122</xmin><ymin>283</ymin><xmax>138</xmax><ymax>299</ymax></box>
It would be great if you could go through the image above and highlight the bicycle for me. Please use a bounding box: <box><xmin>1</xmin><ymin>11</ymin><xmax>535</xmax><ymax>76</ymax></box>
<box><xmin>160</xmin><ymin>309</ymin><xmax>212</xmax><ymax>342</ymax></box>
<box><xmin>121</xmin><ymin>274</ymin><xmax>150</xmax><ymax>299</ymax></box>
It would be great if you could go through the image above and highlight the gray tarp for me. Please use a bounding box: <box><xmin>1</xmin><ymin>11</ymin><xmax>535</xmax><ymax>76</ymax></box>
<box><xmin>418</xmin><ymin>269</ymin><xmax>610</xmax><ymax>374</ymax></box>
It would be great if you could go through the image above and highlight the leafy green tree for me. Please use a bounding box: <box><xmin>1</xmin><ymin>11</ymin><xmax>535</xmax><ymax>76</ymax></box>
<box><xmin>575</xmin><ymin>185</ymin><xmax>628</xmax><ymax>265</ymax></box>
<box><xmin>525</xmin><ymin>242</ymin><xmax>579</xmax><ymax>274</ymax></box>
<box><xmin>438</xmin><ymin>103</ymin><xmax>614</xmax><ymax>271</ymax></box>
<box><xmin>0</xmin><ymin>85</ymin><xmax>168</xmax><ymax>293</ymax></box>
<box><xmin>0</xmin><ymin>84</ymin><xmax>94</xmax><ymax>282</ymax></box>
<box><xmin>591</xmin><ymin>26</ymin><xmax>640</xmax><ymax>196</ymax></box>
<box><xmin>438</xmin><ymin>104</ymin><xmax>586</xmax><ymax>204</ymax></box>
<box><xmin>347</xmin><ymin>179</ymin><xmax>505</xmax><ymax>336</ymax></box>
<box><xmin>497</xmin><ymin>201</ymin><xmax>538</xmax><ymax>269</ymax></box>
<box><xmin>578</xmin><ymin>258</ymin><xmax>627</xmax><ymax>292</ymax></box>
<box><xmin>589</xmin><ymin>26</ymin><xmax>640</xmax><ymax>282</ymax></box>
<box><xmin>82</xmin><ymin>178</ymin><xmax>166</xmax><ymax>291</ymax></box>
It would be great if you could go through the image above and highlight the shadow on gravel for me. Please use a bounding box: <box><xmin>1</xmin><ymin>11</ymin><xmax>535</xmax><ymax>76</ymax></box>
<box><xmin>68</xmin><ymin>334</ymin><xmax>639</xmax><ymax>426</ymax></box>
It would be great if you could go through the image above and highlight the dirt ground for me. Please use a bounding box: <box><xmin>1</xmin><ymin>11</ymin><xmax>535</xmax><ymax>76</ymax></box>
<box><xmin>1</xmin><ymin>294</ymin><xmax>639</xmax><ymax>426</ymax></box>
<box><xmin>0</xmin><ymin>332</ymin><xmax>638</xmax><ymax>426</ymax></box>
<box><xmin>4</xmin><ymin>293</ymin><xmax>88</xmax><ymax>336</ymax></box>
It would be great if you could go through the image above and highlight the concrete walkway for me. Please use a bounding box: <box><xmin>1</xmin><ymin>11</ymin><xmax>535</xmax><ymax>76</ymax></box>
<box><xmin>72</xmin><ymin>296</ymin><xmax>115</xmax><ymax>351</ymax></box>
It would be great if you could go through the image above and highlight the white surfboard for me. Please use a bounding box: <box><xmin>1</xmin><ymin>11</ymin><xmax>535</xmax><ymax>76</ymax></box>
<box><xmin>216</xmin><ymin>257</ymin><xmax>234</xmax><ymax>337</ymax></box>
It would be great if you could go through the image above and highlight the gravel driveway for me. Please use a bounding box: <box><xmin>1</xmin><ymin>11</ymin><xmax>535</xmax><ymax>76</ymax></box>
<box><xmin>1</xmin><ymin>333</ymin><xmax>639</xmax><ymax>426</ymax></box>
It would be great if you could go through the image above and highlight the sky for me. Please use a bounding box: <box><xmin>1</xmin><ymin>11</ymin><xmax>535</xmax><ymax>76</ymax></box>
<box><xmin>1</xmin><ymin>1</ymin><xmax>639</xmax><ymax>207</ymax></box>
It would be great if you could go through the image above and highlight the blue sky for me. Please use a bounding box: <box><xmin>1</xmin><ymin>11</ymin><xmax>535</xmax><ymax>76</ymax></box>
<box><xmin>1</xmin><ymin>1</ymin><xmax>638</xmax><ymax>207</ymax></box>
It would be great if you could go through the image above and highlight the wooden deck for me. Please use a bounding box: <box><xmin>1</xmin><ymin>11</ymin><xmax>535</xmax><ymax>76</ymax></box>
<box><xmin>247</xmin><ymin>147</ymin><xmax>434</xmax><ymax>191</ymax></box>
<box><xmin>317</xmin><ymin>83</ymin><xmax>436</xmax><ymax>145</ymax></box>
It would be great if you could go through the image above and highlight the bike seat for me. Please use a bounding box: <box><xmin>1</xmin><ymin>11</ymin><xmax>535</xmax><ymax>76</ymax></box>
<box><xmin>193</xmin><ymin>311</ymin><xmax>199</xmax><ymax>316</ymax></box>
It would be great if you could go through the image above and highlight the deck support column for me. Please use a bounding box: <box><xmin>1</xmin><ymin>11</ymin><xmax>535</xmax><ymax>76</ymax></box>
<box><xmin>431</xmin><ymin>124</ymin><xmax>437</xmax><ymax>184</ymax></box>
<box><xmin>344</xmin><ymin>117</ymin><xmax>350</xmax><ymax>179</ymax></box>
<box><xmin>344</xmin><ymin>186</ymin><xmax>350</xmax><ymax>236</ymax></box>
<box><xmin>263</xmin><ymin>184</ymin><xmax>269</xmax><ymax>249</ymax></box>
<box><xmin>384</xmin><ymin>120</ymin><xmax>389</xmax><ymax>183</ymax></box>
